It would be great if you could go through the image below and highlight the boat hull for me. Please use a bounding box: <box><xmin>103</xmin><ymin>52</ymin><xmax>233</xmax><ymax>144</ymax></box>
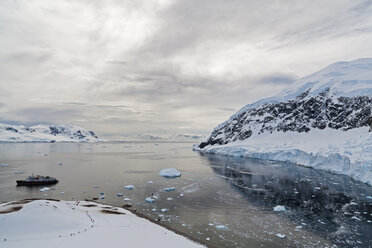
<box><xmin>16</xmin><ymin>180</ymin><xmax>58</xmax><ymax>186</ymax></box>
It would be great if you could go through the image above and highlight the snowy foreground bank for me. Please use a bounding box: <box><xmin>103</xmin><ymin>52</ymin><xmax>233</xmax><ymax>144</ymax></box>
<box><xmin>0</xmin><ymin>199</ymin><xmax>204</xmax><ymax>248</ymax></box>
<box><xmin>196</xmin><ymin>127</ymin><xmax>372</xmax><ymax>185</ymax></box>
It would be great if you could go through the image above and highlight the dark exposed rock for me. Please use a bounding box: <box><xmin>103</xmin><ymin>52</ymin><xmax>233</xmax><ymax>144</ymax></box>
<box><xmin>200</xmin><ymin>90</ymin><xmax>372</xmax><ymax>148</ymax></box>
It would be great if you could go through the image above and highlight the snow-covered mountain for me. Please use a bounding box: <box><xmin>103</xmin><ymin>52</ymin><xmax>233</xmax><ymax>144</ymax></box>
<box><xmin>196</xmin><ymin>58</ymin><xmax>372</xmax><ymax>184</ymax></box>
<box><xmin>0</xmin><ymin>123</ymin><xmax>101</xmax><ymax>143</ymax></box>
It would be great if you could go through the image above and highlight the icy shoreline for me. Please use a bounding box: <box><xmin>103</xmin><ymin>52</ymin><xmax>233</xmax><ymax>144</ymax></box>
<box><xmin>195</xmin><ymin>127</ymin><xmax>372</xmax><ymax>185</ymax></box>
<box><xmin>0</xmin><ymin>199</ymin><xmax>205</xmax><ymax>248</ymax></box>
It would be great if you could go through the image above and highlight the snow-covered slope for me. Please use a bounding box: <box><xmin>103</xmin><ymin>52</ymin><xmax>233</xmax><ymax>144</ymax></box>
<box><xmin>0</xmin><ymin>123</ymin><xmax>101</xmax><ymax>143</ymax></box>
<box><xmin>196</xmin><ymin>58</ymin><xmax>372</xmax><ymax>184</ymax></box>
<box><xmin>0</xmin><ymin>199</ymin><xmax>204</xmax><ymax>248</ymax></box>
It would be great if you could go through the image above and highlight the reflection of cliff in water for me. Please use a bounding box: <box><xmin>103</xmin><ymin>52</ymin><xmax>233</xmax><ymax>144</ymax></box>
<box><xmin>200</xmin><ymin>153</ymin><xmax>372</xmax><ymax>247</ymax></box>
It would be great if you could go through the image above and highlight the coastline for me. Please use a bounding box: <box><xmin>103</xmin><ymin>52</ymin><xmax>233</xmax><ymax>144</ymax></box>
<box><xmin>0</xmin><ymin>198</ymin><xmax>207</xmax><ymax>248</ymax></box>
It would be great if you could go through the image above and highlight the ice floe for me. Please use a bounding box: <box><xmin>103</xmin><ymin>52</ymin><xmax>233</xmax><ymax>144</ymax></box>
<box><xmin>273</xmin><ymin>205</ymin><xmax>286</xmax><ymax>212</ymax></box>
<box><xmin>40</xmin><ymin>187</ymin><xmax>50</xmax><ymax>192</ymax></box>
<box><xmin>124</xmin><ymin>185</ymin><xmax>135</xmax><ymax>190</ymax></box>
<box><xmin>159</xmin><ymin>168</ymin><xmax>181</xmax><ymax>178</ymax></box>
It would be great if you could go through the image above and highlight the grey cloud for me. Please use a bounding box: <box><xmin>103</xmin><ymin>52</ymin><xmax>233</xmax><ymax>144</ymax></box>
<box><xmin>1</xmin><ymin>0</ymin><xmax>372</xmax><ymax>138</ymax></box>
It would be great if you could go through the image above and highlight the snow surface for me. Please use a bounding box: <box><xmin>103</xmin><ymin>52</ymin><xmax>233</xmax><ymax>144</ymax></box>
<box><xmin>198</xmin><ymin>58</ymin><xmax>372</xmax><ymax>185</ymax></box>
<box><xmin>159</xmin><ymin>168</ymin><xmax>182</xmax><ymax>178</ymax></box>
<box><xmin>0</xmin><ymin>123</ymin><xmax>101</xmax><ymax>143</ymax></box>
<box><xmin>0</xmin><ymin>200</ymin><xmax>204</xmax><ymax>248</ymax></box>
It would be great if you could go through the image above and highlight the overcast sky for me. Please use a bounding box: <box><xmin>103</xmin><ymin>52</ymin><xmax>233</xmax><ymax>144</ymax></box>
<box><xmin>1</xmin><ymin>0</ymin><xmax>372</xmax><ymax>138</ymax></box>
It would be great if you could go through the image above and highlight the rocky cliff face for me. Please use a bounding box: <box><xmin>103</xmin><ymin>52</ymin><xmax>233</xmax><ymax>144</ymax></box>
<box><xmin>199</xmin><ymin>58</ymin><xmax>372</xmax><ymax>149</ymax></box>
<box><xmin>199</xmin><ymin>90</ymin><xmax>372</xmax><ymax>149</ymax></box>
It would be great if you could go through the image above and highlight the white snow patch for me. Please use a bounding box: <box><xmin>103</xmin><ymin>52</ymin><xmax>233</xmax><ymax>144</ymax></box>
<box><xmin>0</xmin><ymin>200</ymin><xmax>204</xmax><ymax>248</ymax></box>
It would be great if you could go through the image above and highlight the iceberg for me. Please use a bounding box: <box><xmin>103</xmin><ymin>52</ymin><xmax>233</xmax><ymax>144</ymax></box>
<box><xmin>124</xmin><ymin>185</ymin><xmax>135</xmax><ymax>190</ymax></box>
<box><xmin>159</xmin><ymin>168</ymin><xmax>181</xmax><ymax>178</ymax></box>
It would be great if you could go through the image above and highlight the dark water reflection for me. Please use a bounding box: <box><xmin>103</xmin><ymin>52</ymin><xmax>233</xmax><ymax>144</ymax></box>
<box><xmin>201</xmin><ymin>153</ymin><xmax>372</xmax><ymax>247</ymax></box>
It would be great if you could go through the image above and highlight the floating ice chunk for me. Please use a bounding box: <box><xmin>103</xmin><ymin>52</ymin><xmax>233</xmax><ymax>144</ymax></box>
<box><xmin>99</xmin><ymin>192</ymin><xmax>105</xmax><ymax>195</ymax></box>
<box><xmin>160</xmin><ymin>208</ymin><xmax>169</xmax><ymax>213</ymax></box>
<box><xmin>40</xmin><ymin>187</ymin><xmax>50</xmax><ymax>192</ymax></box>
<box><xmin>166</xmin><ymin>197</ymin><xmax>174</xmax><ymax>201</ymax></box>
<box><xmin>14</xmin><ymin>171</ymin><xmax>24</xmax><ymax>174</ymax></box>
<box><xmin>208</xmin><ymin>223</ymin><xmax>214</xmax><ymax>226</ymax></box>
<box><xmin>366</xmin><ymin>196</ymin><xmax>372</xmax><ymax>199</ymax></box>
<box><xmin>179</xmin><ymin>193</ymin><xmax>184</xmax><ymax>197</ymax></box>
<box><xmin>117</xmin><ymin>193</ymin><xmax>123</xmax><ymax>197</ymax></box>
<box><xmin>100</xmin><ymin>195</ymin><xmax>105</xmax><ymax>199</ymax></box>
<box><xmin>124</xmin><ymin>185</ymin><xmax>135</xmax><ymax>190</ymax></box>
<box><xmin>146</xmin><ymin>197</ymin><xmax>155</xmax><ymax>203</ymax></box>
<box><xmin>57</xmin><ymin>162</ymin><xmax>63</xmax><ymax>165</ymax></box>
<box><xmin>151</xmin><ymin>208</ymin><xmax>157</xmax><ymax>212</ymax></box>
<box><xmin>164</xmin><ymin>187</ymin><xmax>175</xmax><ymax>192</ymax></box>
<box><xmin>351</xmin><ymin>216</ymin><xmax>361</xmax><ymax>221</ymax></box>
<box><xmin>206</xmin><ymin>237</ymin><xmax>210</xmax><ymax>241</ymax></box>
<box><xmin>159</xmin><ymin>168</ymin><xmax>181</xmax><ymax>178</ymax></box>
<box><xmin>123</xmin><ymin>198</ymin><xmax>131</xmax><ymax>201</ymax></box>
<box><xmin>158</xmin><ymin>214</ymin><xmax>164</xmax><ymax>218</ymax></box>
<box><xmin>148</xmin><ymin>181</ymin><xmax>153</xmax><ymax>184</ymax></box>
<box><xmin>216</xmin><ymin>225</ymin><xmax>227</xmax><ymax>230</ymax></box>
<box><xmin>273</xmin><ymin>205</ymin><xmax>286</xmax><ymax>212</ymax></box>
<box><xmin>295</xmin><ymin>226</ymin><xmax>303</xmax><ymax>229</ymax></box>
<box><xmin>275</xmin><ymin>234</ymin><xmax>286</xmax><ymax>239</ymax></box>
<box><xmin>1</xmin><ymin>164</ymin><xmax>8</xmax><ymax>167</ymax></box>
<box><xmin>92</xmin><ymin>185</ymin><xmax>100</xmax><ymax>188</ymax></box>
<box><xmin>60</xmin><ymin>192</ymin><xmax>65</xmax><ymax>194</ymax></box>
<box><xmin>43</xmin><ymin>194</ymin><xmax>48</xmax><ymax>197</ymax></box>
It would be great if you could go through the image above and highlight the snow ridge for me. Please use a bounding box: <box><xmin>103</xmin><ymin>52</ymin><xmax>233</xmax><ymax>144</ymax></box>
<box><xmin>197</xmin><ymin>58</ymin><xmax>372</xmax><ymax>184</ymax></box>
<box><xmin>0</xmin><ymin>123</ymin><xmax>101</xmax><ymax>143</ymax></box>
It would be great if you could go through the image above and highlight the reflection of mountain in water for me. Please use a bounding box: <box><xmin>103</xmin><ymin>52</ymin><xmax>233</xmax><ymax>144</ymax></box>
<box><xmin>200</xmin><ymin>153</ymin><xmax>372</xmax><ymax>247</ymax></box>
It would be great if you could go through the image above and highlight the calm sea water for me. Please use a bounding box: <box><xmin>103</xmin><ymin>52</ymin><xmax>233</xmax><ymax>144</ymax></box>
<box><xmin>0</xmin><ymin>142</ymin><xmax>371</xmax><ymax>248</ymax></box>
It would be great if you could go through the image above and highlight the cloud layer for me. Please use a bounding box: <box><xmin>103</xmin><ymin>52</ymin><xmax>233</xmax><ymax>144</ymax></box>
<box><xmin>1</xmin><ymin>0</ymin><xmax>372</xmax><ymax>138</ymax></box>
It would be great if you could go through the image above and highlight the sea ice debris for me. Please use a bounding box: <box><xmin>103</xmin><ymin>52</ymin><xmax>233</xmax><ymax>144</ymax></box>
<box><xmin>216</xmin><ymin>225</ymin><xmax>227</xmax><ymax>230</ymax></box>
<box><xmin>273</xmin><ymin>205</ymin><xmax>286</xmax><ymax>212</ymax></box>
<box><xmin>275</xmin><ymin>234</ymin><xmax>286</xmax><ymax>239</ymax></box>
<box><xmin>146</xmin><ymin>197</ymin><xmax>155</xmax><ymax>203</ymax></box>
<box><xmin>124</xmin><ymin>185</ymin><xmax>135</xmax><ymax>190</ymax></box>
<box><xmin>40</xmin><ymin>187</ymin><xmax>50</xmax><ymax>192</ymax></box>
<box><xmin>159</xmin><ymin>168</ymin><xmax>181</xmax><ymax>178</ymax></box>
<box><xmin>164</xmin><ymin>187</ymin><xmax>175</xmax><ymax>192</ymax></box>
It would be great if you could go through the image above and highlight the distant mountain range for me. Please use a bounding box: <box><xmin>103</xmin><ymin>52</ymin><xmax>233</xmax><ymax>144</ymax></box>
<box><xmin>122</xmin><ymin>133</ymin><xmax>204</xmax><ymax>142</ymax></box>
<box><xmin>196</xmin><ymin>58</ymin><xmax>372</xmax><ymax>184</ymax></box>
<box><xmin>0</xmin><ymin>123</ymin><xmax>101</xmax><ymax>143</ymax></box>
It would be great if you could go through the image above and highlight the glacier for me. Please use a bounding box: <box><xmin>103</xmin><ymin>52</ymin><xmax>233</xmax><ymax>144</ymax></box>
<box><xmin>196</xmin><ymin>58</ymin><xmax>372</xmax><ymax>185</ymax></box>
